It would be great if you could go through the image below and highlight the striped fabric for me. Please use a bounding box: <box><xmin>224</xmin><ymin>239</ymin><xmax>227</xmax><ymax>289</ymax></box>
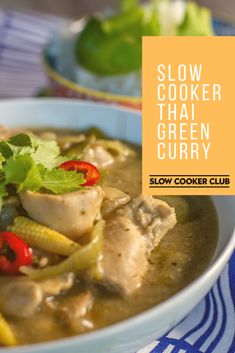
<box><xmin>143</xmin><ymin>253</ymin><xmax>235</xmax><ymax>353</ymax></box>
<box><xmin>0</xmin><ymin>9</ymin><xmax>234</xmax><ymax>353</ymax></box>
<box><xmin>0</xmin><ymin>9</ymin><xmax>65</xmax><ymax>98</ymax></box>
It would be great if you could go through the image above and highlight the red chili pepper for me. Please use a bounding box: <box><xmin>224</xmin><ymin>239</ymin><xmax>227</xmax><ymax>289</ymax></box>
<box><xmin>59</xmin><ymin>160</ymin><xmax>100</xmax><ymax>186</ymax></box>
<box><xmin>0</xmin><ymin>232</ymin><xmax>32</xmax><ymax>274</ymax></box>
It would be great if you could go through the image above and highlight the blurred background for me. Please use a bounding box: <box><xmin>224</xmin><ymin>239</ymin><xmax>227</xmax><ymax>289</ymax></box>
<box><xmin>0</xmin><ymin>0</ymin><xmax>234</xmax><ymax>19</ymax></box>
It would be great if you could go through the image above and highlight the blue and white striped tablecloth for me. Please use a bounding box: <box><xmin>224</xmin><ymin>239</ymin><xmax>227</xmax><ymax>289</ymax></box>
<box><xmin>0</xmin><ymin>9</ymin><xmax>65</xmax><ymax>98</ymax></box>
<box><xmin>0</xmin><ymin>9</ymin><xmax>235</xmax><ymax>353</ymax></box>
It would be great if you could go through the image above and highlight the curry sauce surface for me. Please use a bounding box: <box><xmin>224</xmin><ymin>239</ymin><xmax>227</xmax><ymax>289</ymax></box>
<box><xmin>8</xmin><ymin>131</ymin><xmax>218</xmax><ymax>344</ymax></box>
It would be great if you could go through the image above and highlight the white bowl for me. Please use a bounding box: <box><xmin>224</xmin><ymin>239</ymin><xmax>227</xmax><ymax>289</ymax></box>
<box><xmin>0</xmin><ymin>98</ymin><xmax>234</xmax><ymax>353</ymax></box>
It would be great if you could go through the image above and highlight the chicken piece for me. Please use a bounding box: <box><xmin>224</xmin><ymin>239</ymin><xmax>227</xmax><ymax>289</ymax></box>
<box><xmin>83</xmin><ymin>144</ymin><xmax>114</xmax><ymax>168</ymax></box>
<box><xmin>19</xmin><ymin>186</ymin><xmax>104</xmax><ymax>240</ymax></box>
<box><xmin>0</xmin><ymin>278</ymin><xmax>43</xmax><ymax>318</ymax></box>
<box><xmin>59</xmin><ymin>290</ymin><xmax>94</xmax><ymax>321</ymax></box>
<box><xmin>0</xmin><ymin>274</ymin><xmax>75</xmax><ymax>318</ymax></box>
<box><xmin>82</xmin><ymin>139</ymin><xmax>135</xmax><ymax>169</ymax></box>
<box><xmin>101</xmin><ymin>186</ymin><xmax>130</xmax><ymax>218</ymax></box>
<box><xmin>58</xmin><ymin>134</ymin><xmax>86</xmax><ymax>150</ymax></box>
<box><xmin>39</xmin><ymin>131</ymin><xmax>57</xmax><ymax>141</ymax></box>
<box><xmin>39</xmin><ymin>131</ymin><xmax>86</xmax><ymax>150</ymax></box>
<box><xmin>95</xmin><ymin>196</ymin><xmax>176</xmax><ymax>296</ymax></box>
<box><xmin>39</xmin><ymin>273</ymin><xmax>75</xmax><ymax>296</ymax></box>
<box><xmin>94</xmin><ymin>140</ymin><xmax>135</xmax><ymax>161</ymax></box>
<box><xmin>116</xmin><ymin>195</ymin><xmax>177</xmax><ymax>254</ymax></box>
<box><xmin>57</xmin><ymin>291</ymin><xmax>94</xmax><ymax>332</ymax></box>
<box><xmin>99</xmin><ymin>216</ymin><xmax>148</xmax><ymax>296</ymax></box>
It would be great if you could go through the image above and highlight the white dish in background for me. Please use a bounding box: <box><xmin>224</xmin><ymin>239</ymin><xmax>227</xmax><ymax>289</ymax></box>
<box><xmin>0</xmin><ymin>98</ymin><xmax>234</xmax><ymax>353</ymax></box>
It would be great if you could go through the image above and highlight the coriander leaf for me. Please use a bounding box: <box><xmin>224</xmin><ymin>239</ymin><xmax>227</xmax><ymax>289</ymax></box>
<box><xmin>0</xmin><ymin>141</ymin><xmax>14</xmax><ymax>159</ymax></box>
<box><xmin>39</xmin><ymin>165</ymin><xmax>85</xmax><ymax>194</ymax></box>
<box><xmin>27</xmin><ymin>134</ymin><xmax>66</xmax><ymax>168</ymax></box>
<box><xmin>0</xmin><ymin>181</ymin><xmax>8</xmax><ymax>213</ymax></box>
<box><xmin>55</xmin><ymin>155</ymin><xmax>70</xmax><ymax>166</ymax></box>
<box><xmin>5</xmin><ymin>155</ymin><xmax>41</xmax><ymax>192</ymax></box>
<box><xmin>31</xmin><ymin>140</ymin><xmax>63</xmax><ymax>169</ymax></box>
<box><xmin>2</xmin><ymin>133</ymin><xmax>63</xmax><ymax>169</ymax></box>
<box><xmin>0</xmin><ymin>133</ymin><xmax>33</xmax><ymax>158</ymax></box>
<box><xmin>0</xmin><ymin>181</ymin><xmax>8</xmax><ymax>198</ymax></box>
<box><xmin>8</xmin><ymin>133</ymin><xmax>32</xmax><ymax>147</ymax></box>
<box><xmin>0</xmin><ymin>153</ymin><xmax>5</xmax><ymax>170</ymax></box>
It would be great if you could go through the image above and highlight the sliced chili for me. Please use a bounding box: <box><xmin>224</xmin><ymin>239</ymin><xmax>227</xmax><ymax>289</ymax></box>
<box><xmin>59</xmin><ymin>160</ymin><xmax>100</xmax><ymax>186</ymax></box>
<box><xmin>0</xmin><ymin>232</ymin><xmax>32</xmax><ymax>274</ymax></box>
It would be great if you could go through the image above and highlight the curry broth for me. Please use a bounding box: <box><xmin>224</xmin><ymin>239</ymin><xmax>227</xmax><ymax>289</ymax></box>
<box><xmin>7</xmin><ymin>129</ymin><xmax>218</xmax><ymax>344</ymax></box>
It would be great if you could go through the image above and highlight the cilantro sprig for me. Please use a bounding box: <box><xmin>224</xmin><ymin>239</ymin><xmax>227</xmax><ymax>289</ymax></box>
<box><xmin>0</xmin><ymin>133</ymin><xmax>67</xmax><ymax>168</ymax></box>
<box><xmin>0</xmin><ymin>133</ymin><xmax>86</xmax><ymax>204</ymax></box>
<box><xmin>39</xmin><ymin>165</ymin><xmax>85</xmax><ymax>194</ymax></box>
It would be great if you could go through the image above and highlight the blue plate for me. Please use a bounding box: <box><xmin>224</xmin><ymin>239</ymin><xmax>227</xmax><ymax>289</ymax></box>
<box><xmin>213</xmin><ymin>18</ymin><xmax>235</xmax><ymax>35</ymax></box>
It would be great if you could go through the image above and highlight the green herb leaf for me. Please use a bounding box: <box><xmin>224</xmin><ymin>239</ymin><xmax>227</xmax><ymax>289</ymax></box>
<box><xmin>0</xmin><ymin>154</ymin><xmax>6</xmax><ymax>171</ymax></box>
<box><xmin>30</xmin><ymin>140</ymin><xmax>65</xmax><ymax>169</ymax></box>
<box><xmin>0</xmin><ymin>133</ymin><xmax>87</xmax><ymax>197</ymax></box>
<box><xmin>0</xmin><ymin>181</ymin><xmax>8</xmax><ymax>213</ymax></box>
<box><xmin>0</xmin><ymin>133</ymin><xmax>33</xmax><ymax>159</ymax></box>
<box><xmin>5</xmin><ymin>155</ymin><xmax>42</xmax><ymax>192</ymax></box>
<box><xmin>39</xmin><ymin>165</ymin><xmax>86</xmax><ymax>194</ymax></box>
<box><xmin>20</xmin><ymin>134</ymin><xmax>63</xmax><ymax>168</ymax></box>
<box><xmin>0</xmin><ymin>141</ymin><xmax>14</xmax><ymax>159</ymax></box>
<box><xmin>0</xmin><ymin>181</ymin><xmax>8</xmax><ymax>198</ymax></box>
<box><xmin>8</xmin><ymin>133</ymin><xmax>32</xmax><ymax>147</ymax></box>
<box><xmin>2</xmin><ymin>133</ymin><xmax>64</xmax><ymax>169</ymax></box>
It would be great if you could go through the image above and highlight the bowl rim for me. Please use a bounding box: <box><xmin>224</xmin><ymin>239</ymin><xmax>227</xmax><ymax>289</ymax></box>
<box><xmin>0</xmin><ymin>98</ymin><xmax>234</xmax><ymax>352</ymax></box>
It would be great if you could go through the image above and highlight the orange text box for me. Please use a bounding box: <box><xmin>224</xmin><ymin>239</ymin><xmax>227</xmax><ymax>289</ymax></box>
<box><xmin>142</xmin><ymin>36</ymin><xmax>235</xmax><ymax>195</ymax></box>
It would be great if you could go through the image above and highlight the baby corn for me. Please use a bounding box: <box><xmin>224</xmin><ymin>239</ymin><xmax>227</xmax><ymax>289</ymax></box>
<box><xmin>21</xmin><ymin>220</ymin><xmax>104</xmax><ymax>280</ymax></box>
<box><xmin>9</xmin><ymin>217</ymin><xmax>80</xmax><ymax>256</ymax></box>
<box><xmin>0</xmin><ymin>313</ymin><xmax>17</xmax><ymax>346</ymax></box>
